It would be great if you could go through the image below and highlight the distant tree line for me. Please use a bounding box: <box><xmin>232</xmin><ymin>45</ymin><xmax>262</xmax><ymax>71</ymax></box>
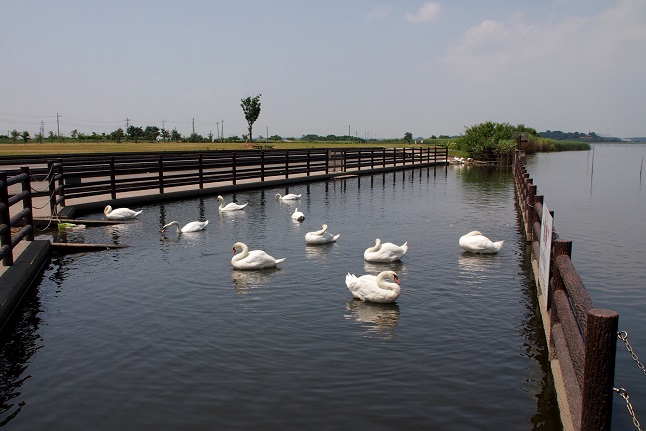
<box><xmin>539</xmin><ymin>130</ymin><xmax>621</xmax><ymax>142</ymax></box>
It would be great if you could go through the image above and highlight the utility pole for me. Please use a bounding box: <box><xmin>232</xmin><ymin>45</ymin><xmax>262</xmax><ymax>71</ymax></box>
<box><xmin>125</xmin><ymin>117</ymin><xmax>130</xmax><ymax>142</ymax></box>
<box><xmin>56</xmin><ymin>113</ymin><xmax>61</xmax><ymax>139</ymax></box>
<box><xmin>192</xmin><ymin>118</ymin><xmax>195</xmax><ymax>135</ymax></box>
<box><xmin>221</xmin><ymin>120</ymin><xmax>224</xmax><ymax>141</ymax></box>
<box><xmin>216</xmin><ymin>121</ymin><xmax>220</xmax><ymax>140</ymax></box>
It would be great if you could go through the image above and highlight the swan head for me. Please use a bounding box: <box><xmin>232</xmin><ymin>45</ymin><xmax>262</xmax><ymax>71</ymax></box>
<box><xmin>232</xmin><ymin>242</ymin><xmax>246</xmax><ymax>255</ymax></box>
<box><xmin>217</xmin><ymin>195</ymin><xmax>224</xmax><ymax>201</ymax></box>
<box><xmin>275</xmin><ymin>193</ymin><xmax>282</xmax><ymax>200</ymax></box>
<box><xmin>104</xmin><ymin>205</ymin><xmax>112</xmax><ymax>215</ymax></box>
<box><xmin>378</xmin><ymin>270</ymin><xmax>400</xmax><ymax>285</ymax></box>
<box><xmin>321</xmin><ymin>224</ymin><xmax>328</xmax><ymax>232</ymax></box>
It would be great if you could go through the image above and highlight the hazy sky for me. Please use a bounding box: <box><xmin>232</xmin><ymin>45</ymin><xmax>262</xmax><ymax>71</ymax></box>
<box><xmin>1</xmin><ymin>0</ymin><xmax>644</xmax><ymax>139</ymax></box>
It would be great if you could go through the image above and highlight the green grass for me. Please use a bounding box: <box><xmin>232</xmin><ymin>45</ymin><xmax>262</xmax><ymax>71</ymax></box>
<box><xmin>0</xmin><ymin>140</ymin><xmax>451</xmax><ymax>156</ymax></box>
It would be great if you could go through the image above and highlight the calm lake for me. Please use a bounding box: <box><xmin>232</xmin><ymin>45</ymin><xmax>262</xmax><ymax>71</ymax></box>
<box><xmin>0</xmin><ymin>144</ymin><xmax>643</xmax><ymax>430</ymax></box>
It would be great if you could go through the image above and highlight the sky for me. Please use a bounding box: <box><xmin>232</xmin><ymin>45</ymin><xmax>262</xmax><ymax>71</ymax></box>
<box><xmin>1</xmin><ymin>0</ymin><xmax>645</xmax><ymax>139</ymax></box>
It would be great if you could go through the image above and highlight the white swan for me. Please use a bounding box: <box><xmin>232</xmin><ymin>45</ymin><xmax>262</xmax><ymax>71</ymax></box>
<box><xmin>291</xmin><ymin>208</ymin><xmax>305</xmax><ymax>222</ymax></box>
<box><xmin>161</xmin><ymin>220</ymin><xmax>208</xmax><ymax>233</ymax></box>
<box><xmin>305</xmin><ymin>224</ymin><xmax>340</xmax><ymax>244</ymax></box>
<box><xmin>275</xmin><ymin>192</ymin><xmax>301</xmax><ymax>201</ymax></box>
<box><xmin>231</xmin><ymin>242</ymin><xmax>286</xmax><ymax>270</ymax></box>
<box><xmin>217</xmin><ymin>195</ymin><xmax>248</xmax><ymax>211</ymax></box>
<box><xmin>104</xmin><ymin>205</ymin><xmax>142</xmax><ymax>220</ymax></box>
<box><xmin>363</xmin><ymin>238</ymin><xmax>408</xmax><ymax>262</ymax></box>
<box><xmin>345</xmin><ymin>271</ymin><xmax>401</xmax><ymax>303</ymax></box>
<box><xmin>459</xmin><ymin>230</ymin><xmax>504</xmax><ymax>254</ymax></box>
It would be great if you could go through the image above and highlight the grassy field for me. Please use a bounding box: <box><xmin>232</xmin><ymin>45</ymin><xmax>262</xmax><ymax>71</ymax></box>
<box><xmin>0</xmin><ymin>140</ymin><xmax>451</xmax><ymax>156</ymax></box>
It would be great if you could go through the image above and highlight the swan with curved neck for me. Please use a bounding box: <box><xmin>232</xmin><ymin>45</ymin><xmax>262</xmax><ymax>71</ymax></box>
<box><xmin>217</xmin><ymin>195</ymin><xmax>248</xmax><ymax>211</ymax></box>
<box><xmin>104</xmin><ymin>205</ymin><xmax>142</xmax><ymax>220</ymax></box>
<box><xmin>345</xmin><ymin>270</ymin><xmax>401</xmax><ymax>303</ymax></box>
<box><xmin>458</xmin><ymin>231</ymin><xmax>504</xmax><ymax>254</ymax></box>
<box><xmin>305</xmin><ymin>224</ymin><xmax>340</xmax><ymax>244</ymax></box>
<box><xmin>161</xmin><ymin>220</ymin><xmax>208</xmax><ymax>233</ymax></box>
<box><xmin>231</xmin><ymin>242</ymin><xmax>286</xmax><ymax>270</ymax></box>
<box><xmin>291</xmin><ymin>208</ymin><xmax>305</xmax><ymax>222</ymax></box>
<box><xmin>363</xmin><ymin>238</ymin><xmax>408</xmax><ymax>262</ymax></box>
<box><xmin>275</xmin><ymin>192</ymin><xmax>301</xmax><ymax>201</ymax></box>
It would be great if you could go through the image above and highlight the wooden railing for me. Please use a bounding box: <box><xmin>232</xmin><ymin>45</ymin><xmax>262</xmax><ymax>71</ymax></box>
<box><xmin>0</xmin><ymin>168</ymin><xmax>35</xmax><ymax>266</ymax></box>
<box><xmin>41</xmin><ymin>147</ymin><xmax>446</xmax><ymax>213</ymax></box>
<box><xmin>514</xmin><ymin>154</ymin><xmax>618</xmax><ymax>431</ymax></box>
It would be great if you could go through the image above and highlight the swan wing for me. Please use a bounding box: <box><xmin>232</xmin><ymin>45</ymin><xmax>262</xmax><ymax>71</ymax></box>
<box><xmin>107</xmin><ymin>208</ymin><xmax>142</xmax><ymax>220</ymax></box>
<box><xmin>364</xmin><ymin>242</ymin><xmax>407</xmax><ymax>262</ymax></box>
<box><xmin>181</xmin><ymin>220</ymin><xmax>208</xmax><ymax>232</ymax></box>
<box><xmin>233</xmin><ymin>250</ymin><xmax>285</xmax><ymax>269</ymax></box>
<box><xmin>459</xmin><ymin>233</ymin><xmax>503</xmax><ymax>253</ymax></box>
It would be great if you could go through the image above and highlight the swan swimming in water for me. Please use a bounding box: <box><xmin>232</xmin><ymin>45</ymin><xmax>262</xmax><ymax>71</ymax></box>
<box><xmin>363</xmin><ymin>238</ymin><xmax>408</xmax><ymax>262</ymax></box>
<box><xmin>275</xmin><ymin>192</ymin><xmax>301</xmax><ymax>201</ymax></box>
<box><xmin>104</xmin><ymin>205</ymin><xmax>142</xmax><ymax>220</ymax></box>
<box><xmin>231</xmin><ymin>242</ymin><xmax>286</xmax><ymax>270</ymax></box>
<box><xmin>305</xmin><ymin>224</ymin><xmax>340</xmax><ymax>244</ymax></box>
<box><xmin>291</xmin><ymin>208</ymin><xmax>305</xmax><ymax>222</ymax></box>
<box><xmin>217</xmin><ymin>195</ymin><xmax>248</xmax><ymax>211</ymax></box>
<box><xmin>345</xmin><ymin>270</ymin><xmax>401</xmax><ymax>303</ymax></box>
<box><xmin>458</xmin><ymin>231</ymin><xmax>504</xmax><ymax>254</ymax></box>
<box><xmin>161</xmin><ymin>220</ymin><xmax>208</xmax><ymax>233</ymax></box>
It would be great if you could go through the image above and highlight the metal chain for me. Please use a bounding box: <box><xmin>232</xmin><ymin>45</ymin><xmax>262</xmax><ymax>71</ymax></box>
<box><xmin>618</xmin><ymin>331</ymin><xmax>646</xmax><ymax>377</ymax></box>
<box><xmin>614</xmin><ymin>387</ymin><xmax>642</xmax><ymax>431</ymax></box>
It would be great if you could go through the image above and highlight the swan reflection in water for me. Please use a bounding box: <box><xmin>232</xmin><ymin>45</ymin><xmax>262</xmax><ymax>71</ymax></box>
<box><xmin>363</xmin><ymin>260</ymin><xmax>407</xmax><ymax>276</ymax></box>
<box><xmin>231</xmin><ymin>268</ymin><xmax>280</xmax><ymax>293</ymax></box>
<box><xmin>304</xmin><ymin>243</ymin><xmax>337</xmax><ymax>262</ymax></box>
<box><xmin>345</xmin><ymin>300</ymin><xmax>401</xmax><ymax>338</ymax></box>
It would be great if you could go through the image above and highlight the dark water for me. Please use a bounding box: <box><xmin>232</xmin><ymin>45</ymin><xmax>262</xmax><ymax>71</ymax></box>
<box><xmin>524</xmin><ymin>143</ymin><xmax>646</xmax><ymax>431</ymax></box>
<box><xmin>2</xmin><ymin>165</ymin><xmax>562</xmax><ymax>430</ymax></box>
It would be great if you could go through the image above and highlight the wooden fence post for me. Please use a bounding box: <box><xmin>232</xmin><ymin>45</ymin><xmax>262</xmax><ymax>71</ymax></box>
<box><xmin>158</xmin><ymin>155</ymin><xmax>164</xmax><ymax>194</ymax></box>
<box><xmin>285</xmin><ymin>150</ymin><xmax>289</xmax><ymax>179</ymax></box>
<box><xmin>232</xmin><ymin>152</ymin><xmax>237</xmax><ymax>185</ymax></box>
<box><xmin>307</xmin><ymin>150</ymin><xmax>311</xmax><ymax>176</ymax></box>
<box><xmin>110</xmin><ymin>157</ymin><xmax>117</xmax><ymax>199</ymax></box>
<box><xmin>581</xmin><ymin>308</ymin><xmax>618</xmax><ymax>431</ymax></box>
<box><xmin>0</xmin><ymin>172</ymin><xmax>12</xmax><ymax>266</ymax></box>
<box><xmin>20</xmin><ymin>167</ymin><xmax>34</xmax><ymax>241</ymax></box>
<box><xmin>261</xmin><ymin>151</ymin><xmax>265</xmax><ymax>181</ymax></box>
<box><xmin>198</xmin><ymin>153</ymin><xmax>204</xmax><ymax>189</ymax></box>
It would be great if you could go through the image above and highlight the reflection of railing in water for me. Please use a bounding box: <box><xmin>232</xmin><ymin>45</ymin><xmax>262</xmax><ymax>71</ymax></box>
<box><xmin>514</xmin><ymin>153</ymin><xmax>618</xmax><ymax>431</ymax></box>
<box><xmin>30</xmin><ymin>147</ymin><xmax>445</xmax><ymax>215</ymax></box>
<box><xmin>0</xmin><ymin>168</ymin><xmax>35</xmax><ymax>266</ymax></box>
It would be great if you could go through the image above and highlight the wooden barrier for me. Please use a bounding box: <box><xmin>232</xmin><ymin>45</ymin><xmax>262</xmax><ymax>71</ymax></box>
<box><xmin>31</xmin><ymin>147</ymin><xmax>446</xmax><ymax>214</ymax></box>
<box><xmin>513</xmin><ymin>153</ymin><xmax>618</xmax><ymax>431</ymax></box>
<box><xmin>0</xmin><ymin>168</ymin><xmax>35</xmax><ymax>266</ymax></box>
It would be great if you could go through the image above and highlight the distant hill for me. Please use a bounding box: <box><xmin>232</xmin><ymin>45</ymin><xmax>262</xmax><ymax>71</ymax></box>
<box><xmin>539</xmin><ymin>131</ymin><xmax>621</xmax><ymax>142</ymax></box>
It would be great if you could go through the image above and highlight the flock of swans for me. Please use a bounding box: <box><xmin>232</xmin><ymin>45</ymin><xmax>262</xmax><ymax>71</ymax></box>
<box><xmin>102</xmin><ymin>194</ymin><xmax>504</xmax><ymax>304</ymax></box>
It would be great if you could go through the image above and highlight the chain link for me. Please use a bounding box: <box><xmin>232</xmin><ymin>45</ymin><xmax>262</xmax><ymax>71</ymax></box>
<box><xmin>618</xmin><ymin>331</ymin><xmax>646</xmax><ymax>377</ymax></box>
<box><xmin>614</xmin><ymin>387</ymin><xmax>643</xmax><ymax>431</ymax></box>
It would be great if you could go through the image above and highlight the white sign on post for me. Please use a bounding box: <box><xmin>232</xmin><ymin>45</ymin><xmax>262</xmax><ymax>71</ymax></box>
<box><xmin>538</xmin><ymin>203</ymin><xmax>553</xmax><ymax>309</ymax></box>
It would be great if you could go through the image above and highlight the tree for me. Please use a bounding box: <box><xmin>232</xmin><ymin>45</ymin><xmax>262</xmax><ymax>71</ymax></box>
<box><xmin>171</xmin><ymin>129</ymin><xmax>182</xmax><ymax>142</ymax></box>
<box><xmin>144</xmin><ymin>126</ymin><xmax>160</xmax><ymax>142</ymax></box>
<box><xmin>240</xmin><ymin>94</ymin><xmax>262</xmax><ymax>142</ymax></box>
<box><xmin>10</xmin><ymin>129</ymin><xmax>20</xmax><ymax>144</ymax></box>
<box><xmin>48</xmin><ymin>130</ymin><xmax>56</xmax><ymax>143</ymax></box>
<box><xmin>21</xmin><ymin>130</ymin><xmax>30</xmax><ymax>145</ymax></box>
<box><xmin>403</xmin><ymin>132</ymin><xmax>413</xmax><ymax>144</ymax></box>
<box><xmin>127</xmin><ymin>125</ymin><xmax>144</xmax><ymax>143</ymax></box>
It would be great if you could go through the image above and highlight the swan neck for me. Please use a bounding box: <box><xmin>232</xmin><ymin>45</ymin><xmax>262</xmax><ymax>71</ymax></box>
<box><xmin>232</xmin><ymin>243</ymin><xmax>249</xmax><ymax>261</ymax></box>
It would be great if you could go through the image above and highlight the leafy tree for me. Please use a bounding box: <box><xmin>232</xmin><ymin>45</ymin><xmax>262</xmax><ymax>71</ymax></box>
<box><xmin>111</xmin><ymin>128</ymin><xmax>124</xmax><ymax>143</ymax></box>
<box><xmin>127</xmin><ymin>125</ymin><xmax>144</xmax><ymax>143</ymax></box>
<box><xmin>21</xmin><ymin>130</ymin><xmax>30</xmax><ymax>145</ymax></box>
<box><xmin>10</xmin><ymin>129</ymin><xmax>19</xmax><ymax>143</ymax></box>
<box><xmin>240</xmin><ymin>94</ymin><xmax>262</xmax><ymax>142</ymax></box>
<box><xmin>457</xmin><ymin>122</ymin><xmax>535</xmax><ymax>160</ymax></box>
<box><xmin>35</xmin><ymin>132</ymin><xmax>44</xmax><ymax>143</ymax></box>
<box><xmin>48</xmin><ymin>130</ymin><xmax>56</xmax><ymax>143</ymax></box>
<box><xmin>171</xmin><ymin>129</ymin><xmax>182</xmax><ymax>142</ymax></box>
<box><xmin>403</xmin><ymin>132</ymin><xmax>413</xmax><ymax>144</ymax></box>
<box><xmin>188</xmin><ymin>132</ymin><xmax>204</xmax><ymax>143</ymax></box>
<box><xmin>161</xmin><ymin>128</ymin><xmax>170</xmax><ymax>143</ymax></box>
<box><xmin>144</xmin><ymin>126</ymin><xmax>160</xmax><ymax>142</ymax></box>
<box><xmin>70</xmin><ymin>129</ymin><xmax>79</xmax><ymax>140</ymax></box>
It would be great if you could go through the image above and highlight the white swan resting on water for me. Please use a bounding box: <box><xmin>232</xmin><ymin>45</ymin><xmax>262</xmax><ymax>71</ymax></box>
<box><xmin>291</xmin><ymin>208</ymin><xmax>305</xmax><ymax>222</ymax></box>
<box><xmin>161</xmin><ymin>220</ymin><xmax>208</xmax><ymax>233</ymax></box>
<box><xmin>217</xmin><ymin>195</ymin><xmax>248</xmax><ymax>211</ymax></box>
<box><xmin>363</xmin><ymin>238</ymin><xmax>408</xmax><ymax>263</ymax></box>
<box><xmin>231</xmin><ymin>242</ymin><xmax>286</xmax><ymax>270</ymax></box>
<box><xmin>458</xmin><ymin>231</ymin><xmax>504</xmax><ymax>254</ymax></box>
<box><xmin>305</xmin><ymin>224</ymin><xmax>340</xmax><ymax>244</ymax></box>
<box><xmin>345</xmin><ymin>271</ymin><xmax>401</xmax><ymax>303</ymax></box>
<box><xmin>104</xmin><ymin>205</ymin><xmax>142</xmax><ymax>220</ymax></box>
<box><xmin>275</xmin><ymin>192</ymin><xmax>301</xmax><ymax>201</ymax></box>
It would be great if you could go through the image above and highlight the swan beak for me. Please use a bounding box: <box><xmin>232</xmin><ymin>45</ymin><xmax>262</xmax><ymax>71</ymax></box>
<box><xmin>161</xmin><ymin>228</ymin><xmax>166</xmax><ymax>233</ymax></box>
<box><xmin>232</xmin><ymin>247</ymin><xmax>237</xmax><ymax>255</ymax></box>
<box><xmin>394</xmin><ymin>275</ymin><xmax>400</xmax><ymax>284</ymax></box>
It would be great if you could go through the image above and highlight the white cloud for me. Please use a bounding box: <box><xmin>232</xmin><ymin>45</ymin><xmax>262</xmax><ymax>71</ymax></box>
<box><xmin>368</xmin><ymin>5</ymin><xmax>391</xmax><ymax>20</ymax></box>
<box><xmin>405</xmin><ymin>2</ymin><xmax>441</xmax><ymax>23</ymax></box>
